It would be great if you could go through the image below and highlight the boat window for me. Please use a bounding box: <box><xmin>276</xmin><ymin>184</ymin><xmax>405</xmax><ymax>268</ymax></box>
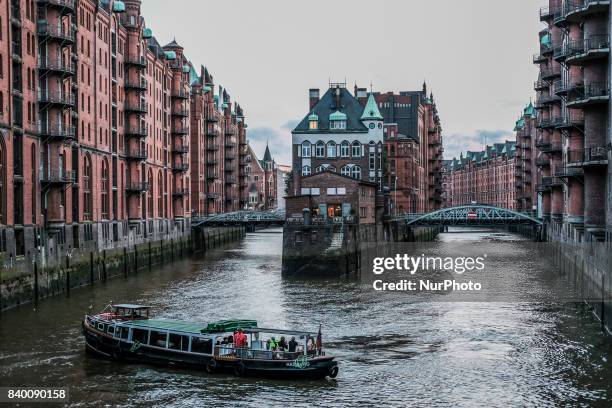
<box><xmin>132</xmin><ymin>328</ymin><xmax>149</xmax><ymax>344</ymax></box>
<box><xmin>168</xmin><ymin>333</ymin><xmax>189</xmax><ymax>351</ymax></box>
<box><xmin>149</xmin><ymin>330</ymin><xmax>168</xmax><ymax>348</ymax></box>
<box><xmin>97</xmin><ymin>323</ymin><xmax>105</xmax><ymax>331</ymax></box>
<box><xmin>120</xmin><ymin>327</ymin><xmax>129</xmax><ymax>340</ymax></box>
<box><xmin>107</xmin><ymin>325</ymin><xmax>115</xmax><ymax>335</ymax></box>
<box><xmin>191</xmin><ymin>337</ymin><xmax>213</xmax><ymax>354</ymax></box>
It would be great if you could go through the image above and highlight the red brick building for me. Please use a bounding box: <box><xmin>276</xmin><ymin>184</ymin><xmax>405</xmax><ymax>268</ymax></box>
<box><xmin>514</xmin><ymin>102</ymin><xmax>538</xmax><ymax>215</ymax></box>
<box><xmin>0</xmin><ymin>0</ymin><xmax>249</xmax><ymax>269</ymax></box>
<box><xmin>243</xmin><ymin>143</ymin><xmax>279</xmax><ymax>211</ymax></box>
<box><xmin>535</xmin><ymin>0</ymin><xmax>610</xmax><ymax>242</ymax></box>
<box><xmin>444</xmin><ymin>141</ymin><xmax>517</xmax><ymax>209</ymax></box>
<box><xmin>355</xmin><ymin>83</ymin><xmax>444</xmax><ymax>214</ymax></box>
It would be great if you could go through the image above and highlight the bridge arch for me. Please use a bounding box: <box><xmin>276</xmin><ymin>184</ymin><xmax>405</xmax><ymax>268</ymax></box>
<box><xmin>398</xmin><ymin>205</ymin><xmax>543</xmax><ymax>226</ymax></box>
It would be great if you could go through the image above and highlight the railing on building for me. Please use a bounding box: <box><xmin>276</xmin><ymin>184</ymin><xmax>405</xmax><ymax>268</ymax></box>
<box><xmin>40</xmin><ymin>169</ymin><xmax>76</xmax><ymax>184</ymax></box>
<box><xmin>125</xmin><ymin>181</ymin><xmax>149</xmax><ymax>193</ymax></box>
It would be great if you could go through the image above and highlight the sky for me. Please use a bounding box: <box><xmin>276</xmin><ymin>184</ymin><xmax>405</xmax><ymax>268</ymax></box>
<box><xmin>141</xmin><ymin>0</ymin><xmax>542</xmax><ymax>164</ymax></box>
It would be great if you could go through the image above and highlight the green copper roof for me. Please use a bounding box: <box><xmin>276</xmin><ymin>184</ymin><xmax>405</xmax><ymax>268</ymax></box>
<box><xmin>308</xmin><ymin>112</ymin><xmax>319</xmax><ymax>121</ymax></box>
<box><xmin>182</xmin><ymin>65</ymin><xmax>190</xmax><ymax>74</ymax></box>
<box><xmin>221</xmin><ymin>102</ymin><xmax>229</xmax><ymax>109</ymax></box>
<box><xmin>112</xmin><ymin>1</ymin><xmax>125</xmax><ymax>12</ymax></box>
<box><xmin>361</xmin><ymin>93</ymin><xmax>383</xmax><ymax>120</ymax></box>
<box><xmin>189</xmin><ymin>65</ymin><xmax>199</xmax><ymax>85</ymax></box>
<box><xmin>203</xmin><ymin>85</ymin><xmax>212</xmax><ymax>93</ymax></box>
<box><xmin>329</xmin><ymin>110</ymin><xmax>347</xmax><ymax>121</ymax></box>
<box><xmin>244</xmin><ymin>124</ymin><xmax>248</xmax><ymax>129</ymax></box>
<box><xmin>514</xmin><ymin>117</ymin><xmax>525</xmax><ymax>131</ymax></box>
<box><xmin>143</xmin><ymin>28</ymin><xmax>152</xmax><ymax>39</ymax></box>
<box><xmin>541</xmin><ymin>33</ymin><xmax>551</xmax><ymax>46</ymax></box>
<box><xmin>523</xmin><ymin>102</ymin><xmax>535</xmax><ymax>116</ymax></box>
<box><xmin>165</xmin><ymin>51</ymin><xmax>177</xmax><ymax>60</ymax></box>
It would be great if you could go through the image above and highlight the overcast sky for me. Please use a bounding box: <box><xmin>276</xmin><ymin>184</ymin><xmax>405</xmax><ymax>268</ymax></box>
<box><xmin>142</xmin><ymin>0</ymin><xmax>542</xmax><ymax>164</ymax></box>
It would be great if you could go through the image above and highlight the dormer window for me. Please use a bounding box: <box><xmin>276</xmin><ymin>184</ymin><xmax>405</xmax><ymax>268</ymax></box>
<box><xmin>308</xmin><ymin>113</ymin><xmax>319</xmax><ymax>130</ymax></box>
<box><xmin>329</xmin><ymin>110</ymin><xmax>347</xmax><ymax>130</ymax></box>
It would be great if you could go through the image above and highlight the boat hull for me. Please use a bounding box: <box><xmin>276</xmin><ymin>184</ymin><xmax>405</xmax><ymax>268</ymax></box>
<box><xmin>83</xmin><ymin>322</ymin><xmax>338</xmax><ymax>380</ymax></box>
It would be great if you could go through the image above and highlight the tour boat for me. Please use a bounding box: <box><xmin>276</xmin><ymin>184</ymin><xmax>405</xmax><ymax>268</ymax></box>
<box><xmin>82</xmin><ymin>304</ymin><xmax>339</xmax><ymax>379</ymax></box>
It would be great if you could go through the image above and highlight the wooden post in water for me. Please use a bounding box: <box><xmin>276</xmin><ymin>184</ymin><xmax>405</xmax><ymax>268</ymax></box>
<box><xmin>148</xmin><ymin>241</ymin><xmax>152</xmax><ymax>270</ymax></box>
<box><xmin>34</xmin><ymin>261</ymin><xmax>39</xmax><ymax>305</ymax></box>
<box><xmin>134</xmin><ymin>245</ymin><xmax>138</xmax><ymax>273</ymax></box>
<box><xmin>89</xmin><ymin>252</ymin><xmax>94</xmax><ymax>285</ymax></box>
<box><xmin>66</xmin><ymin>255</ymin><xmax>70</xmax><ymax>296</ymax></box>
<box><xmin>102</xmin><ymin>250</ymin><xmax>107</xmax><ymax>281</ymax></box>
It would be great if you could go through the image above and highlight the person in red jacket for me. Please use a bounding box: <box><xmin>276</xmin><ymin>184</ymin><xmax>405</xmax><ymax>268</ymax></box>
<box><xmin>234</xmin><ymin>328</ymin><xmax>247</xmax><ymax>348</ymax></box>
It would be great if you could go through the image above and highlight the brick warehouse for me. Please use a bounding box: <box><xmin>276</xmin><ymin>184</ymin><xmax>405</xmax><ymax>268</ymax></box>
<box><xmin>355</xmin><ymin>82</ymin><xmax>444</xmax><ymax>214</ymax></box>
<box><xmin>514</xmin><ymin>102</ymin><xmax>538</xmax><ymax>215</ymax></box>
<box><xmin>444</xmin><ymin>141</ymin><xmax>517</xmax><ymax>210</ymax></box>
<box><xmin>535</xmin><ymin>0</ymin><xmax>611</xmax><ymax>242</ymax></box>
<box><xmin>0</xmin><ymin>0</ymin><xmax>253</xmax><ymax>271</ymax></box>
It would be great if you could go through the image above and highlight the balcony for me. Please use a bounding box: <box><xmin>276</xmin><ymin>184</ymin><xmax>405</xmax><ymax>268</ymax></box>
<box><xmin>207</xmin><ymin>159</ymin><xmax>219</xmax><ymax>166</ymax></box>
<box><xmin>225</xmin><ymin>128</ymin><xmax>235</xmax><ymax>135</ymax></box>
<box><xmin>37</xmin><ymin>23</ymin><xmax>75</xmax><ymax>43</ymax></box>
<box><xmin>172</xmin><ymin>144</ymin><xmax>189</xmax><ymax>154</ymax></box>
<box><xmin>124</xmin><ymin>54</ymin><xmax>146</xmax><ymax>68</ymax></box>
<box><xmin>206</xmin><ymin>172</ymin><xmax>219</xmax><ymax>180</ymax></box>
<box><xmin>125</xmin><ymin>181</ymin><xmax>149</xmax><ymax>193</ymax></box>
<box><xmin>207</xmin><ymin>128</ymin><xmax>219</xmax><ymax>137</ymax></box>
<box><xmin>37</xmin><ymin>0</ymin><xmax>75</xmax><ymax>13</ymax></box>
<box><xmin>39</xmin><ymin>123</ymin><xmax>76</xmax><ymax>141</ymax></box>
<box><xmin>536</xmin><ymin>157</ymin><xmax>551</xmax><ymax>167</ymax></box>
<box><xmin>171</xmin><ymin>90</ymin><xmax>189</xmax><ymax>99</ymax></box>
<box><xmin>125</xmin><ymin>148</ymin><xmax>148</xmax><ymax>161</ymax></box>
<box><xmin>225</xmin><ymin>176</ymin><xmax>237</xmax><ymax>184</ymax></box>
<box><xmin>172</xmin><ymin>125</ymin><xmax>188</xmax><ymax>135</ymax></box>
<box><xmin>555</xmin><ymin>165</ymin><xmax>584</xmax><ymax>178</ymax></box>
<box><xmin>225</xmin><ymin>140</ymin><xmax>237</xmax><ymax>148</ymax></box>
<box><xmin>125</xmin><ymin>78</ymin><xmax>148</xmax><ymax>91</ymax></box>
<box><xmin>206</xmin><ymin>144</ymin><xmax>219</xmax><ymax>151</ymax></box>
<box><xmin>539</xmin><ymin>6</ymin><xmax>559</xmax><ymax>21</ymax></box>
<box><xmin>520</xmin><ymin>143</ymin><xmax>531</xmax><ymax>150</ymax></box>
<box><xmin>225</xmin><ymin>154</ymin><xmax>236</xmax><ymax>161</ymax></box>
<box><xmin>535</xmin><ymin>140</ymin><xmax>563</xmax><ymax>153</ymax></box>
<box><xmin>172</xmin><ymin>189</ymin><xmax>189</xmax><ymax>198</ymax></box>
<box><xmin>125</xmin><ymin>101</ymin><xmax>148</xmax><ymax>113</ymax></box>
<box><xmin>125</xmin><ymin>125</ymin><xmax>147</xmax><ymax>138</ymax></box>
<box><xmin>534</xmin><ymin>80</ymin><xmax>550</xmax><ymax>91</ymax></box>
<box><xmin>583</xmin><ymin>145</ymin><xmax>609</xmax><ymax>165</ymax></box>
<box><xmin>40</xmin><ymin>169</ymin><xmax>75</xmax><ymax>185</ymax></box>
<box><xmin>172</xmin><ymin>108</ymin><xmax>189</xmax><ymax>117</ymax></box>
<box><xmin>553</xmin><ymin>112</ymin><xmax>584</xmax><ymax>129</ymax></box>
<box><xmin>172</xmin><ymin>163</ymin><xmax>189</xmax><ymax>173</ymax></box>
<box><xmin>536</xmin><ymin>117</ymin><xmax>555</xmax><ymax>129</ymax></box>
<box><xmin>565</xmin><ymin>35</ymin><xmax>610</xmax><ymax>65</ymax></box>
<box><xmin>566</xmin><ymin>82</ymin><xmax>610</xmax><ymax>107</ymax></box>
<box><xmin>538</xmin><ymin>93</ymin><xmax>562</xmax><ymax>106</ymax></box>
<box><xmin>207</xmin><ymin>114</ymin><xmax>219</xmax><ymax>122</ymax></box>
<box><xmin>540</xmin><ymin>66</ymin><xmax>561</xmax><ymax>80</ymax></box>
<box><xmin>38</xmin><ymin>92</ymin><xmax>75</xmax><ymax>108</ymax></box>
<box><xmin>206</xmin><ymin>193</ymin><xmax>220</xmax><ymax>200</ymax></box>
<box><xmin>541</xmin><ymin>176</ymin><xmax>563</xmax><ymax>187</ymax></box>
<box><xmin>564</xmin><ymin>0</ymin><xmax>610</xmax><ymax>22</ymax></box>
<box><xmin>37</xmin><ymin>58</ymin><xmax>75</xmax><ymax>75</ymax></box>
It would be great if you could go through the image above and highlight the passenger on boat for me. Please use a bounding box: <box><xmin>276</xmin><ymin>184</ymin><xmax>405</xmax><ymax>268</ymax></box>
<box><xmin>267</xmin><ymin>337</ymin><xmax>278</xmax><ymax>350</ymax></box>
<box><xmin>251</xmin><ymin>332</ymin><xmax>264</xmax><ymax>350</ymax></box>
<box><xmin>288</xmin><ymin>337</ymin><xmax>298</xmax><ymax>353</ymax></box>
<box><xmin>234</xmin><ymin>329</ymin><xmax>247</xmax><ymax>348</ymax></box>
<box><xmin>278</xmin><ymin>336</ymin><xmax>288</xmax><ymax>351</ymax></box>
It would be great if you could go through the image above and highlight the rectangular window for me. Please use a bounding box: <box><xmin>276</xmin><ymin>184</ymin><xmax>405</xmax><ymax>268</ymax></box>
<box><xmin>301</xmin><ymin>188</ymin><xmax>311</xmax><ymax>195</ymax></box>
<box><xmin>360</xmin><ymin>207</ymin><xmax>367</xmax><ymax>218</ymax></box>
<box><xmin>168</xmin><ymin>334</ymin><xmax>189</xmax><ymax>351</ymax></box>
<box><xmin>327</xmin><ymin>188</ymin><xmax>336</xmax><ymax>195</ymax></box>
<box><xmin>149</xmin><ymin>331</ymin><xmax>168</xmax><ymax>348</ymax></box>
<box><xmin>191</xmin><ymin>337</ymin><xmax>212</xmax><ymax>354</ymax></box>
<box><xmin>337</xmin><ymin>187</ymin><xmax>346</xmax><ymax>195</ymax></box>
<box><xmin>131</xmin><ymin>328</ymin><xmax>148</xmax><ymax>344</ymax></box>
<box><xmin>311</xmin><ymin>188</ymin><xmax>320</xmax><ymax>195</ymax></box>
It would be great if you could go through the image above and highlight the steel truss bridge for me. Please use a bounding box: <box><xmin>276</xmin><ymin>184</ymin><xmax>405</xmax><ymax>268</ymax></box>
<box><xmin>393</xmin><ymin>205</ymin><xmax>543</xmax><ymax>226</ymax></box>
<box><xmin>192</xmin><ymin>210</ymin><xmax>286</xmax><ymax>227</ymax></box>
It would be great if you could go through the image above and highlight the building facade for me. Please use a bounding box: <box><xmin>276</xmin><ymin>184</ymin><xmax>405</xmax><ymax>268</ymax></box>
<box><xmin>243</xmin><ymin>143</ymin><xmax>279</xmax><ymax>211</ymax></box>
<box><xmin>354</xmin><ymin>83</ymin><xmax>443</xmax><ymax>214</ymax></box>
<box><xmin>287</xmin><ymin>83</ymin><xmax>385</xmax><ymax>222</ymax></box>
<box><xmin>0</xmin><ymin>0</ymin><xmax>249</xmax><ymax>271</ymax></box>
<box><xmin>535</xmin><ymin>0</ymin><xmax>610</xmax><ymax>242</ymax></box>
<box><xmin>444</xmin><ymin>142</ymin><xmax>517</xmax><ymax>209</ymax></box>
<box><xmin>514</xmin><ymin>102</ymin><xmax>538</xmax><ymax>214</ymax></box>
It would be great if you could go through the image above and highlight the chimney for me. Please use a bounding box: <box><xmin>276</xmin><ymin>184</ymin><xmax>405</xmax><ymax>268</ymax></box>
<box><xmin>309</xmin><ymin>88</ymin><xmax>320</xmax><ymax>110</ymax></box>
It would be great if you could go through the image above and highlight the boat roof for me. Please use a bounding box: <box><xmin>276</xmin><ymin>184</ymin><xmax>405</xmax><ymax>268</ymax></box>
<box><xmin>112</xmin><ymin>304</ymin><xmax>151</xmax><ymax>310</ymax></box>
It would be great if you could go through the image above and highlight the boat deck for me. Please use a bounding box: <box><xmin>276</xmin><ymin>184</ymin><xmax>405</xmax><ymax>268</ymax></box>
<box><xmin>121</xmin><ymin>318</ymin><xmax>209</xmax><ymax>335</ymax></box>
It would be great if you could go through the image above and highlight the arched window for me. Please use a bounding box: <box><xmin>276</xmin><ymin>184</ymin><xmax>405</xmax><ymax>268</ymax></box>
<box><xmin>315</xmin><ymin>141</ymin><xmax>325</xmax><ymax>157</ymax></box>
<box><xmin>158</xmin><ymin>170</ymin><xmax>163</xmax><ymax>218</ymax></box>
<box><xmin>351</xmin><ymin>165</ymin><xmax>362</xmax><ymax>179</ymax></box>
<box><xmin>101</xmin><ymin>159</ymin><xmax>109</xmax><ymax>219</ymax></box>
<box><xmin>315</xmin><ymin>164</ymin><xmax>336</xmax><ymax>173</ymax></box>
<box><xmin>147</xmin><ymin>169</ymin><xmax>153</xmax><ymax>218</ymax></box>
<box><xmin>352</xmin><ymin>141</ymin><xmax>361</xmax><ymax>157</ymax></box>
<box><xmin>83</xmin><ymin>155</ymin><xmax>93</xmax><ymax>221</ymax></box>
<box><xmin>341</xmin><ymin>165</ymin><xmax>351</xmax><ymax>177</ymax></box>
<box><xmin>340</xmin><ymin>141</ymin><xmax>350</xmax><ymax>157</ymax></box>
<box><xmin>302</xmin><ymin>165</ymin><xmax>311</xmax><ymax>176</ymax></box>
<box><xmin>327</xmin><ymin>141</ymin><xmax>336</xmax><ymax>158</ymax></box>
<box><xmin>301</xmin><ymin>141</ymin><xmax>311</xmax><ymax>158</ymax></box>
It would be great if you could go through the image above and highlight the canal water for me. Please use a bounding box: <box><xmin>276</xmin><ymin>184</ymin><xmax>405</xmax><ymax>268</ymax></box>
<box><xmin>1</xmin><ymin>228</ymin><xmax>611</xmax><ymax>407</ymax></box>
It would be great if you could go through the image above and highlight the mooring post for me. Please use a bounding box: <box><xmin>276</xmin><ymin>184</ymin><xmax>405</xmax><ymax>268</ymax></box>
<box><xmin>66</xmin><ymin>255</ymin><xmax>70</xmax><ymax>295</ymax></box>
<box><xmin>89</xmin><ymin>252</ymin><xmax>94</xmax><ymax>285</ymax></box>
<box><xmin>148</xmin><ymin>241</ymin><xmax>152</xmax><ymax>270</ymax></box>
<box><xmin>134</xmin><ymin>245</ymin><xmax>138</xmax><ymax>273</ymax></box>
<box><xmin>34</xmin><ymin>261</ymin><xmax>39</xmax><ymax>305</ymax></box>
<box><xmin>102</xmin><ymin>250</ymin><xmax>107</xmax><ymax>281</ymax></box>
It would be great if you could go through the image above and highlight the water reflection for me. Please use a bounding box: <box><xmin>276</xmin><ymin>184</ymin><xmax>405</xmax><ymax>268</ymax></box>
<box><xmin>0</xmin><ymin>227</ymin><xmax>611</xmax><ymax>407</ymax></box>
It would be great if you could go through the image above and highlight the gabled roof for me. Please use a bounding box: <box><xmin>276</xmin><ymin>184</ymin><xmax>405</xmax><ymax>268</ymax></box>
<box><xmin>361</xmin><ymin>93</ymin><xmax>383</xmax><ymax>120</ymax></box>
<box><xmin>263</xmin><ymin>143</ymin><xmax>272</xmax><ymax>162</ymax></box>
<box><xmin>293</xmin><ymin>87</ymin><xmax>368</xmax><ymax>133</ymax></box>
<box><xmin>164</xmin><ymin>38</ymin><xmax>182</xmax><ymax>49</ymax></box>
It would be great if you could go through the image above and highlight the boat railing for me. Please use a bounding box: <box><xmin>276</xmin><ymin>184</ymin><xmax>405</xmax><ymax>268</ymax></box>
<box><xmin>214</xmin><ymin>345</ymin><xmax>315</xmax><ymax>360</ymax></box>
